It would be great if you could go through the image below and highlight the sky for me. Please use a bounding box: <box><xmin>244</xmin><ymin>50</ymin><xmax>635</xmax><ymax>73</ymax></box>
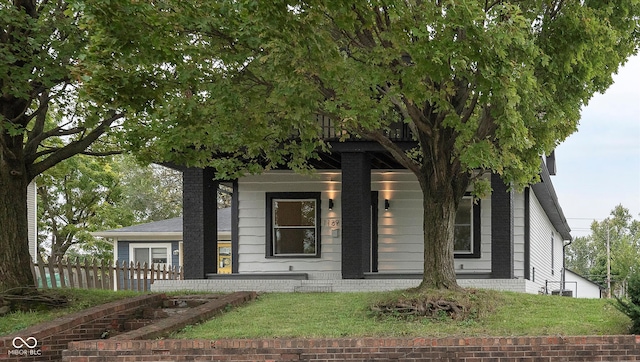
<box><xmin>552</xmin><ymin>55</ymin><xmax>640</xmax><ymax>238</ymax></box>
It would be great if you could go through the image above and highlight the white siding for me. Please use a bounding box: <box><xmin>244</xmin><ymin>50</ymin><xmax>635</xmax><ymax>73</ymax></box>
<box><xmin>236</xmin><ymin>170</ymin><xmax>492</xmax><ymax>278</ymax></box>
<box><xmin>27</xmin><ymin>181</ymin><xmax>37</xmax><ymax>262</ymax></box>
<box><xmin>564</xmin><ymin>270</ymin><xmax>602</xmax><ymax>298</ymax></box>
<box><xmin>238</xmin><ymin>172</ymin><xmax>342</xmax><ymax>278</ymax></box>
<box><xmin>528</xmin><ymin>191</ymin><xmax>564</xmax><ymax>291</ymax></box>
<box><xmin>373</xmin><ymin>171</ymin><xmax>492</xmax><ymax>274</ymax></box>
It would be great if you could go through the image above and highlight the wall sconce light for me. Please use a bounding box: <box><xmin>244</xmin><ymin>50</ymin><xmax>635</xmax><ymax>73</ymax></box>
<box><xmin>384</xmin><ymin>199</ymin><xmax>390</xmax><ymax>210</ymax></box>
<box><xmin>328</xmin><ymin>199</ymin><xmax>334</xmax><ymax>210</ymax></box>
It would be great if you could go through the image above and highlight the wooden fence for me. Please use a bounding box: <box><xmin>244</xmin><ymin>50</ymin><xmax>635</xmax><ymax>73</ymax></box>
<box><xmin>31</xmin><ymin>258</ymin><xmax>183</xmax><ymax>292</ymax></box>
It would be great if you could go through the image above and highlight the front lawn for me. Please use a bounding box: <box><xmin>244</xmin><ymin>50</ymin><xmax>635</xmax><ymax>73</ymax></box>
<box><xmin>173</xmin><ymin>290</ymin><xmax>630</xmax><ymax>339</ymax></box>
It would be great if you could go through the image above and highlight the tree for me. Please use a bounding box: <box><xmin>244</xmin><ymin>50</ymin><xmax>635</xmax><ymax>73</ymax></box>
<box><xmin>36</xmin><ymin>154</ymin><xmax>183</xmax><ymax>263</ymax></box>
<box><xmin>84</xmin><ymin>1</ymin><xmax>639</xmax><ymax>289</ymax></box>
<box><xmin>115</xmin><ymin>156</ymin><xmax>182</xmax><ymax>223</ymax></box>
<box><xmin>0</xmin><ymin>1</ymin><xmax>128</xmax><ymax>293</ymax></box>
<box><xmin>566</xmin><ymin>205</ymin><xmax>640</xmax><ymax>295</ymax></box>
<box><xmin>36</xmin><ymin>155</ymin><xmax>132</xmax><ymax>264</ymax></box>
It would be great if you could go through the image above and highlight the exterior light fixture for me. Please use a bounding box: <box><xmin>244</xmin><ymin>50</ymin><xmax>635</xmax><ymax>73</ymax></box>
<box><xmin>329</xmin><ymin>199</ymin><xmax>334</xmax><ymax>210</ymax></box>
<box><xmin>384</xmin><ymin>199</ymin><xmax>390</xmax><ymax>210</ymax></box>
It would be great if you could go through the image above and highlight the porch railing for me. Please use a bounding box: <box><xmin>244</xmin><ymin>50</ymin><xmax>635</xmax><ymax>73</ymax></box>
<box><xmin>316</xmin><ymin>114</ymin><xmax>413</xmax><ymax>141</ymax></box>
<box><xmin>31</xmin><ymin>258</ymin><xmax>183</xmax><ymax>292</ymax></box>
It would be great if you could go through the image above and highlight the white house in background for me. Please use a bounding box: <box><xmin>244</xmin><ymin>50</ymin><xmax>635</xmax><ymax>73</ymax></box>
<box><xmin>27</xmin><ymin>181</ymin><xmax>37</xmax><ymax>261</ymax></box>
<box><xmin>564</xmin><ymin>269</ymin><xmax>604</xmax><ymax>298</ymax></box>
<box><xmin>93</xmin><ymin>208</ymin><xmax>232</xmax><ymax>273</ymax></box>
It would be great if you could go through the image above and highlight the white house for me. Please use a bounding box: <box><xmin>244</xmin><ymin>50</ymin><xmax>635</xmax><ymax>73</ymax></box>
<box><xmin>564</xmin><ymin>269</ymin><xmax>604</xmax><ymax>298</ymax></box>
<box><xmin>153</xmin><ymin>148</ymin><xmax>574</xmax><ymax>294</ymax></box>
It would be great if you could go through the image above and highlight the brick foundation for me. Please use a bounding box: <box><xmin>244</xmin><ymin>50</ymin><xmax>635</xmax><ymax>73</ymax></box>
<box><xmin>63</xmin><ymin>335</ymin><xmax>640</xmax><ymax>361</ymax></box>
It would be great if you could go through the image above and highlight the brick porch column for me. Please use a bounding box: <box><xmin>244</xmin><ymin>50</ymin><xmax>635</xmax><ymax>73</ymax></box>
<box><xmin>183</xmin><ymin>167</ymin><xmax>218</xmax><ymax>279</ymax></box>
<box><xmin>341</xmin><ymin>152</ymin><xmax>371</xmax><ymax>279</ymax></box>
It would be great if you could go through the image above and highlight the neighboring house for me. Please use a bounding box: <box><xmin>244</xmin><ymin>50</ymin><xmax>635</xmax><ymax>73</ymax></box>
<box><xmin>563</xmin><ymin>269</ymin><xmax>604</xmax><ymax>298</ymax></box>
<box><xmin>162</xmin><ymin>122</ymin><xmax>575</xmax><ymax>294</ymax></box>
<box><xmin>93</xmin><ymin>208</ymin><xmax>232</xmax><ymax>273</ymax></box>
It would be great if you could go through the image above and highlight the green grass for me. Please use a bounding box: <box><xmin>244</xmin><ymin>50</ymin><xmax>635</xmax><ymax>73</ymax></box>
<box><xmin>0</xmin><ymin>289</ymin><xmax>631</xmax><ymax>339</ymax></box>
<box><xmin>173</xmin><ymin>291</ymin><xmax>631</xmax><ymax>339</ymax></box>
<box><xmin>0</xmin><ymin>289</ymin><xmax>142</xmax><ymax>336</ymax></box>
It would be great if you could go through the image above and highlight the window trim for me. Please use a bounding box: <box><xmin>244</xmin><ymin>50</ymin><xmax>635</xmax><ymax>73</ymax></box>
<box><xmin>454</xmin><ymin>197</ymin><xmax>481</xmax><ymax>259</ymax></box>
<box><xmin>266</xmin><ymin>192</ymin><xmax>322</xmax><ymax>258</ymax></box>
<box><xmin>128</xmin><ymin>243</ymin><xmax>172</xmax><ymax>266</ymax></box>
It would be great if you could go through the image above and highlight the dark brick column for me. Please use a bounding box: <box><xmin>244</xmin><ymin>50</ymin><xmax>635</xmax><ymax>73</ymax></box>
<box><xmin>341</xmin><ymin>152</ymin><xmax>371</xmax><ymax>279</ymax></box>
<box><xmin>182</xmin><ymin>167</ymin><xmax>218</xmax><ymax>279</ymax></box>
<box><xmin>491</xmin><ymin>173</ymin><xmax>513</xmax><ymax>278</ymax></box>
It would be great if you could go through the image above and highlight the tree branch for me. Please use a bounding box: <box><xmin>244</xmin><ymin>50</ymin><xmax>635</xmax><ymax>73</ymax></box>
<box><xmin>27</xmin><ymin>112</ymin><xmax>124</xmax><ymax>180</ymax></box>
<box><xmin>358</xmin><ymin>129</ymin><xmax>421</xmax><ymax>174</ymax></box>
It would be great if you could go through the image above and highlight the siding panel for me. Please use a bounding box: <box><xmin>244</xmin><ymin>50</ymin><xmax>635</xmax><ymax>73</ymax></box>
<box><xmin>528</xmin><ymin>191</ymin><xmax>564</xmax><ymax>291</ymax></box>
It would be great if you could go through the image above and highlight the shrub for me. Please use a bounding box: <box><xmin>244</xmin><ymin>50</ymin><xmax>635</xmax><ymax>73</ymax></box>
<box><xmin>615</xmin><ymin>268</ymin><xmax>640</xmax><ymax>333</ymax></box>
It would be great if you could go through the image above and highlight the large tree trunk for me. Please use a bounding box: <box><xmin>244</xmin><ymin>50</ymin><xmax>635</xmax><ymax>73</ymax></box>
<box><xmin>416</xmin><ymin>175</ymin><xmax>465</xmax><ymax>290</ymax></box>
<box><xmin>412</xmin><ymin>124</ymin><xmax>471</xmax><ymax>290</ymax></box>
<box><xmin>0</xmin><ymin>160</ymin><xmax>36</xmax><ymax>293</ymax></box>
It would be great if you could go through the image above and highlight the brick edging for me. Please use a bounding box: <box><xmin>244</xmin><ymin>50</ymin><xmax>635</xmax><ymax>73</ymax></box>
<box><xmin>64</xmin><ymin>335</ymin><xmax>640</xmax><ymax>361</ymax></box>
<box><xmin>0</xmin><ymin>294</ymin><xmax>164</xmax><ymax>361</ymax></box>
<box><xmin>110</xmin><ymin>291</ymin><xmax>256</xmax><ymax>340</ymax></box>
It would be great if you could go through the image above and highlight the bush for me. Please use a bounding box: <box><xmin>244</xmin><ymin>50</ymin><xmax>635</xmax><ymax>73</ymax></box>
<box><xmin>615</xmin><ymin>268</ymin><xmax>640</xmax><ymax>333</ymax></box>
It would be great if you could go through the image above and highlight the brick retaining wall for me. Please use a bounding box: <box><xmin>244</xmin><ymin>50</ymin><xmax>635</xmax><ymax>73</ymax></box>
<box><xmin>0</xmin><ymin>294</ymin><xmax>164</xmax><ymax>362</ymax></box>
<box><xmin>64</xmin><ymin>335</ymin><xmax>640</xmax><ymax>361</ymax></box>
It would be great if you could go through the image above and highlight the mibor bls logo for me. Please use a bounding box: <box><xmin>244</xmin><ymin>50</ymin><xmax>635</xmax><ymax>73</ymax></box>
<box><xmin>8</xmin><ymin>336</ymin><xmax>42</xmax><ymax>357</ymax></box>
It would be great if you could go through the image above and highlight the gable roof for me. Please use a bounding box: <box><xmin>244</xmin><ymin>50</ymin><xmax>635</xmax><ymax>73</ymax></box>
<box><xmin>93</xmin><ymin>207</ymin><xmax>231</xmax><ymax>237</ymax></box>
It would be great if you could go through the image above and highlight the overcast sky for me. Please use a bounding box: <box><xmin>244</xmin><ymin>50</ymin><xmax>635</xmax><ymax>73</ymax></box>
<box><xmin>552</xmin><ymin>54</ymin><xmax>640</xmax><ymax>238</ymax></box>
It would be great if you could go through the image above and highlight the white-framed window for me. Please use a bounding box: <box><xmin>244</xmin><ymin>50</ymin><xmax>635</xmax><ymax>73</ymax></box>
<box><xmin>454</xmin><ymin>197</ymin><xmax>473</xmax><ymax>253</ymax></box>
<box><xmin>129</xmin><ymin>243</ymin><xmax>171</xmax><ymax>267</ymax></box>
<box><xmin>454</xmin><ymin>197</ymin><xmax>481</xmax><ymax>258</ymax></box>
<box><xmin>266</xmin><ymin>192</ymin><xmax>321</xmax><ymax>257</ymax></box>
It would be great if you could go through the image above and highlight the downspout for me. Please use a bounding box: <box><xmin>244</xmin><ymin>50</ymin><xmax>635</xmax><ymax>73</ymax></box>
<box><xmin>562</xmin><ymin>239</ymin><xmax>572</xmax><ymax>292</ymax></box>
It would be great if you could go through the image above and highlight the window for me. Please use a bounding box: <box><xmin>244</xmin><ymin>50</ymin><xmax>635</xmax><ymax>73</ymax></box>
<box><xmin>454</xmin><ymin>197</ymin><xmax>481</xmax><ymax>258</ymax></box>
<box><xmin>266</xmin><ymin>192</ymin><xmax>321</xmax><ymax>257</ymax></box>
<box><xmin>130</xmin><ymin>244</ymin><xmax>170</xmax><ymax>266</ymax></box>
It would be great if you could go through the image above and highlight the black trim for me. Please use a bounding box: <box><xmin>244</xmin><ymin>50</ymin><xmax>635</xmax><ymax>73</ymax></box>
<box><xmin>371</xmin><ymin>191</ymin><xmax>379</xmax><ymax>272</ymax></box>
<box><xmin>524</xmin><ymin>188</ymin><xmax>531</xmax><ymax>280</ymax></box>
<box><xmin>491</xmin><ymin>173</ymin><xmax>514</xmax><ymax>278</ymax></box>
<box><xmin>454</xmin><ymin>198</ymin><xmax>482</xmax><ymax>259</ymax></box>
<box><xmin>231</xmin><ymin>180</ymin><xmax>239</xmax><ymax>274</ymax></box>
<box><xmin>265</xmin><ymin>192</ymin><xmax>322</xmax><ymax>258</ymax></box>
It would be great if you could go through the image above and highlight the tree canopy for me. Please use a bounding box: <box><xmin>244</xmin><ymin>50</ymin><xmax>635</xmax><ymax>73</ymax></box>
<box><xmin>82</xmin><ymin>0</ymin><xmax>639</xmax><ymax>288</ymax></box>
<box><xmin>36</xmin><ymin>155</ymin><xmax>183</xmax><ymax>263</ymax></box>
<box><xmin>566</xmin><ymin>205</ymin><xmax>640</xmax><ymax>296</ymax></box>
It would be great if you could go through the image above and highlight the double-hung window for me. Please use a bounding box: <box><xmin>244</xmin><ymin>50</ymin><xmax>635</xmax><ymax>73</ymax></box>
<box><xmin>131</xmin><ymin>244</ymin><xmax>169</xmax><ymax>267</ymax></box>
<box><xmin>266</xmin><ymin>192</ymin><xmax>321</xmax><ymax>257</ymax></box>
<box><xmin>454</xmin><ymin>197</ymin><xmax>481</xmax><ymax>258</ymax></box>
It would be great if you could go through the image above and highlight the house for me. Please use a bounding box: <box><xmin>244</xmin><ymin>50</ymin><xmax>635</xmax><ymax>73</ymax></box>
<box><xmin>563</xmin><ymin>269</ymin><xmax>604</xmax><ymax>298</ymax></box>
<box><xmin>93</xmin><ymin>208</ymin><xmax>232</xmax><ymax>273</ymax></box>
<box><xmin>152</xmin><ymin>122</ymin><xmax>575</xmax><ymax>294</ymax></box>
